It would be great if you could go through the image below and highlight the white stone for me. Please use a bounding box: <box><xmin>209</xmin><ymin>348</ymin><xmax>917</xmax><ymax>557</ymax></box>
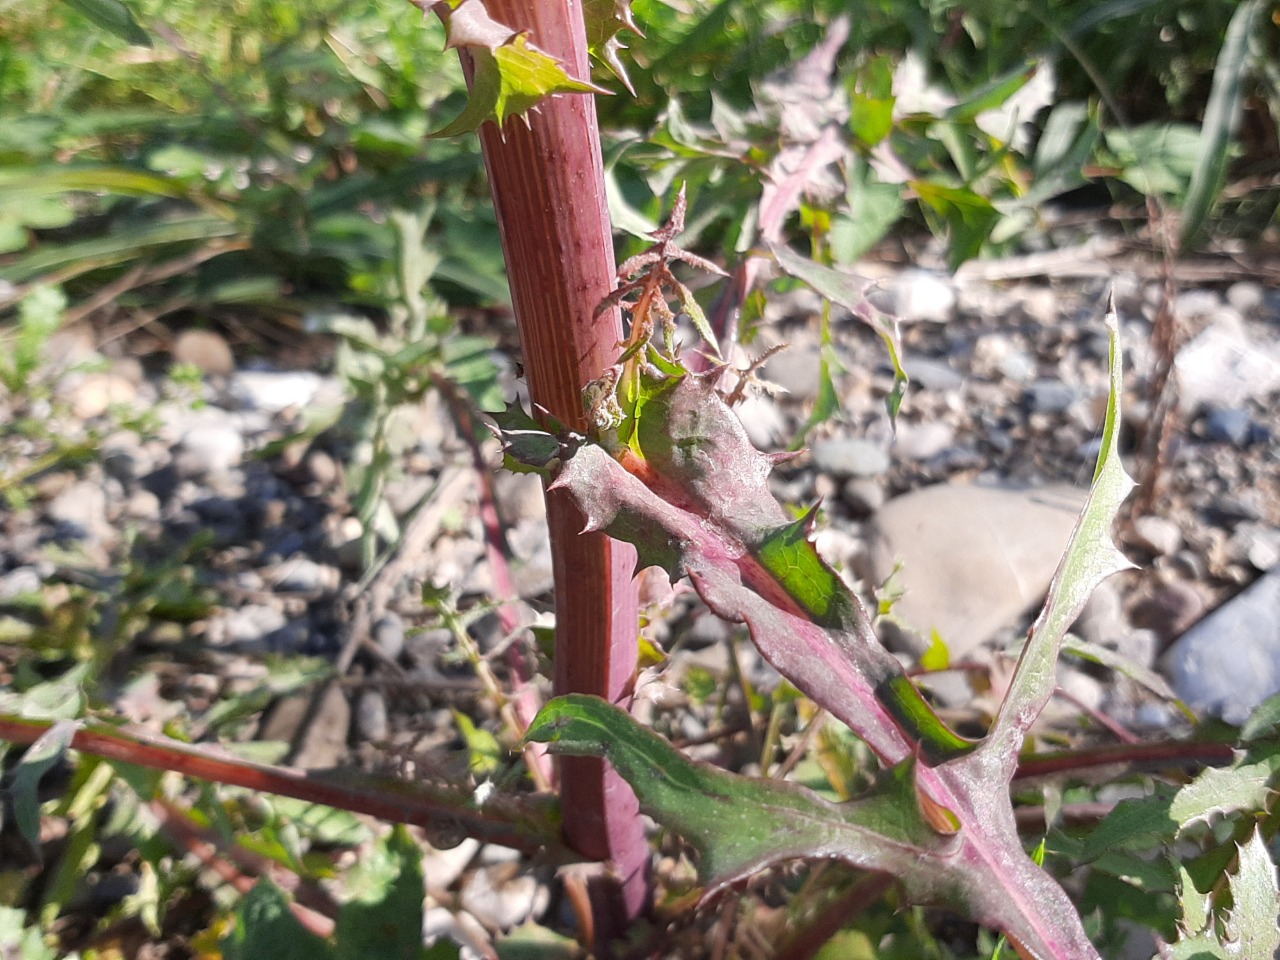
<box><xmin>1162</xmin><ymin>568</ymin><xmax>1280</xmax><ymax>724</ymax></box>
<box><xmin>869</xmin><ymin>482</ymin><xmax>1087</xmax><ymax>657</ymax></box>
<box><xmin>879</xmin><ymin>269</ymin><xmax>957</xmax><ymax>323</ymax></box>
<box><xmin>229</xmin><ymin>369</ymin><xmax>324</xmax><ymax>412</ymax></box>
<box><xmin>893</xmin><ymin>421</ymin><xmax>954</xmax><ymax>461</ymax></box>
<box><xmin>1176</xmin><ymin>321</ymin><xmax>1280</xmax><ymax>413</ymax></box>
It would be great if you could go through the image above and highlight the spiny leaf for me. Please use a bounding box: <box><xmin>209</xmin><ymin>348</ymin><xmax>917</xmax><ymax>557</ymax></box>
<box><xmin>432</xmin><ymin>0</ymin><xmax>606</xmax><ymax>138</ymax></box>
<box><xmin>584</xmin><ymin>0</ymin><xmax>642</xmax><ymax>96</ymax></box>
<box><xmin>767</xmin><ymin>241</ymin><xmax>909</xmax><ymax>425</ymax></box>
<box><xmin>526</xmin><ymin>695</ymin><xmax>961</xmax><ymax>893</ymax></box>
<box><xmin>544</xmin><ymin>366</ymin><xmax>1099</xmax><ymax>957</ymax></box>
<box><xmin>1221</xmin><ymin>828</ymin><xmax>1280</xmax><ymax>958</ymax></box>
<box><xmin>983</xmin><ymin>294</ymin><xmax>1134</xmax><ymax>773</ymax></box>
<box><xmin>1169</xmin><ymin>762</ymin><xmax>1273</xmax><ymax>833</ymax></box>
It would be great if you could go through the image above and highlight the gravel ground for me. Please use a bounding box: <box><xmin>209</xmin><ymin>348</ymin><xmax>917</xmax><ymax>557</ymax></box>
<box><xmin>1</xmin><ymin>252</ymin><xmax>1278</xmax><ymax>951</ymax></box>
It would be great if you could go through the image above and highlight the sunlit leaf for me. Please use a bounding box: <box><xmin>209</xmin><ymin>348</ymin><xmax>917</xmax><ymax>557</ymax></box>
<box><xmin>432</xmin><ymin>1</ymin><xmax>606</xmax><ymax>137</ymax></box>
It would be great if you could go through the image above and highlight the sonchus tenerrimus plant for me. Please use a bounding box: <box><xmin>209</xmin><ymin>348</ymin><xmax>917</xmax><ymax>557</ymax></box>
<box><xmin>433</xmin><ymin>2</ymin><xmax>1133</xmax><ymax>956</ymax></box>
<box><xmin>509</xmin><ymin>276</ymin><xmax>1135</xmax><ymax>959</ymax></box>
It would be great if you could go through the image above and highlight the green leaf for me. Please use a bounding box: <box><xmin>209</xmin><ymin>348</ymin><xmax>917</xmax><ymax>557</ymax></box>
<box><xmin>910</xmin><ymin>181</ymin><xmax>1000</xmax><ymax>271</ymax></box>
<box><xmin>335</xmin><ymin>826</ymin><xmax>428</xmax><ymax>960</ymax></box>
<box><xmin>525</xmin><ymin>695</ymin><xmax>952</xmax><ymax>891</ymax></box>
<box><xmin>767</xmin><ymin>242</ymin><xmax>908</xmax><ymax>425</ymax></box>
<box><xmin>7</xmin><ymin>720</ymin><xmax>78</xmax><ymax>861</ymax></box>
<box><xmin>1105</xmin><ymin>124</ymin><xmax>1202</xmax><ymax>198</ymax></box>
<box><xmin>849</xmin><ymin>55</ymin><xmax>895</xmax><ymax>147</ymax></box>
<box><xmin>1168</xmin><ymin>762</ymin><xmax>1273</xmax><ymax>832</ymax></box>
<box><xmin>584</xmin><ymin>0</ymin><xmax>641</xmax><ymax>95</ymax></box>
<box><xmin>1240</xmin><ymin>692</ymin><xmax>1280</xmax><ymax>741</ymax></box>
<box><xmin>983</xmin><ymin>295</ymin><xmax>1134</xmax><ymax>769</ymax></box>
<box><xmin>58</xmin><ymin>0</ymin><xmax>150</xmax><ymax>46</ymax></box>
<box><xmin>1179</xmin><ymin>0</ymin><xmax>1264</xmax><ymax>247</ymax></box>
<box><xmin>1079</xmin><ymin>792</ymin><xmax>1176</xmax><ymax>863</ymax></box>
<box><xmin>221</xmin><ymin>880</ymin><xmax>336</xmax><ymax>960</ymax></box>
<box><xmin>432</xmin><ymin>2</ymin><xmax>606</xmax><ymax>137</ymax></box>
<box><xmin>1221</xmin><ymin>828</ymin><xmax>1280</xmax><ymax>958</ymax></box>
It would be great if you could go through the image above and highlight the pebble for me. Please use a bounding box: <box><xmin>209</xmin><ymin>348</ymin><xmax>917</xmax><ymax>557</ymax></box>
<box><xmin>123</xmin><ymin>489</ymin><xmax>161</xmax><ymax>520</ymax></box>
<box><xmin>65</xmin><ymin>372</ymin><xmax>138</xmax><ymax>420</ymax></box>
<box><xmin>459</xmin><ymin>864</ymin><xmax>549</xmax><ymax>931</ymax></box>
<box><xmin>841</xmin><ymin>477</ymin><xmax>885</xmax><ymax>516</ymax></box>
<box><xmin>47</xmin><ymin>480</ymin><xmax>110</xmax><ymax>544</ymax></box>
<box><xmin>204</xmin><ymin>604</ymin><xmax>306</xmax><ymax>652</ymax></box>
<box><xmin>354</xmin><ymin>689</ymin><xmax>389</xmax><ymax>742</ymax></box>
<box><xmin>229</xmin><ymin>369</ymin><xmax>323</xmax><ymax>413</ymax></box>
<box><xmin>876</xmin><ymin>269</ymin><xmax>956</xmax><ymax>323</ymax></box>
<box><xmin>1129</xmin><ymin>515</ymin><xmax>1182</xmax><ymax>557</ymax></box>
<box><xmin>373</xmin><ymin>613</ymin><xmax>406</xmax><ymax>660</ymax></box>
<box><xmin>303</xmin><ymin>449</ymin><xmax>339</xmax><ymax>488</ymax></box>
<box><xmin>269</xmin><ymin>556</ymin><xmax>340</xmax><ymax>594</ymax></box>
<box><xmin>1171</xmin><ymin>289</ymin><xmax>1221</xmax><ymax>320</ymax></box>
<box><xmin>0</xmin><ymin>567</ymin><xmax>42</xmax><ymax>599</ymax></box>
<box><xmin>493</xmin><ymin>471</ymin><xmax>546</xmax><ymax>525</ymax></box>
<box><xmin>1225</xmin><ymin>281</ymin><xmax>1264</xmax><ymax>316</ymax></box>
<box><xmin>761</xmin><ymin>346</ymin><xmax>823</xmax><ymax>400</ymax></box>
<box><xmin>172</xmin><ymin>329</ymin><xmax>234</xmax><ymax>376</ymax></box>
<box><xmin>1130</xmin><ymin>580</ymin><xmax>1207</xmax><ymax>644</ymax></box>
<box><xmin>173</xmin><ymin>417</ymin><xmax>244</xmax><ymax>478</ymax></box>
<box><xmin>1023</xmin><ymin>379</ymin><xmax>1078</xmax><ymax>414</ymax></box>
<box><xmin>1176</xmin><ymin>321</ymin><xmax>1280</xmax><ymax>413</ymax></box>
<box><xmin>868</xmin><ymin>482</ymin><xmax>1086</xmax><ymax>658</ymax></box>
<box><xmin>893</xmin><ymin>421</ymin><xmax>955</xmax><ymax>461</ymax></box>
<box><xmin>905</xmin><ymin>356</ymin><xmax>965</xmax><ymax>392</ymax></box>
<box><xmin>1202</xmin><ymin>407</ymin><xmax>1254</xmax><ymax>446</ymax></box>
<box><xmin>811</xmin><ymin>437</ymin><xmax>890</xmax><ymax>478</ymax></box>
<box><xmin>735</xmin><ymin>393</ymin><xmax>788</xmax><ymax>449</ymax></box>
<box><xmin>1163</xmin><ymin>567</ymin><xmax>1280</xmax><ymax>724</ymax></box>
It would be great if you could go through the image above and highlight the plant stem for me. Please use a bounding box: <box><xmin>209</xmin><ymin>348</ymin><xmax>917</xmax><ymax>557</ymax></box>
<box><xmin>449</xmin><ymin>0</ymin><xmax>648</xmax><ymax>937</ymax></box>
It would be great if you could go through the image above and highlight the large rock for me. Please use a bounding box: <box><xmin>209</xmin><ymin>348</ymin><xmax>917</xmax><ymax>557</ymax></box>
<box><xmin>1162</xmin><ymin>568</ymin><xmax>1280</xmax><ymax>725</ymax></box>
<box><xmin>868</xmin><ymin>482</ymin><xmax>1087</xmax><ymax>658</ymax></box>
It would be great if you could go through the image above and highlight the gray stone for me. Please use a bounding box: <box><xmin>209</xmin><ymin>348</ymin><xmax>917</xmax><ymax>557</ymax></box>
<box><xmin>493</xmin><ymin>471</ymin><xmax>546</xmax><ymax>524</ymax></box>
<box><xmin>1129</xmin><ymin>515</ymin><xmax>1182</xmax><ymax>557</ymax></box>
<box><xmin>1203</xmin><ymin>407</ymin><xmax>1254</xmax><ymax>446</ymax></box>
<box><xmin>172</xmin><ymin>329</ymin><xmax>234</xmax><ymax>376</ymax></box>
<box><xmin>205</xmin><ymin>605</ymin><xmax>285</xmax><ymax>645</ymax></box>
<box><xmin>373</xmin><ymin>613</ymin><xmax>406</xmax><ymax>660</ymax></box>
<box><xmin>1131</xmin><ymin>580</ymin><xmax>1207</xmax><ymax>643</ymax></box>
<box><xmin>735</xmin><ymin>394</ymin><xmax>788</xmax><ymax>449</ymax></box>
<box><xmin>869</xmin><ymin>482</ymin><xmax>1087</xmax><ymax>658</ymax></box>
<box><xmin>1176</xmin><ymin>321</ymin><xmax>1280</xmax><ymax>413</ymax></box>
<box><xmin>841</xmin><ymin>477</ymin><xmax>885</xmax><ymax>516</ymax></box>
<box><xmin>172</xmin><ymin>414</ymin><xmax>244</xmax><ymax>478</ymax></box>
<box><xmin>762</xmin><ymin>346</ymin><xmax>822</xmax><ymax>400</ymax></box>
<box><xmin>269</xmin><ymin>556</ymin><xmax>339</xmax><ymax>594</ymax></box>
<box><xmin>0</xmin><ymin>567</ymin><xmax>42</xmax><ymax>600</ymax></box>
<box><xmin>905</xmin><ymin>357</ymin><xmax>965</xmax><ymax>392</ymax></box>
<box><xmin>1023</xmin><ymin>379</ymin><xmax>1078</xmax><ymax>414</ymax></box>
<box><xmin>1073</xmin><ymin>579</ymin><xmax>1126</xmax><ymax>648</ymax></box>
<box><xmin>47</xmin><ymin>480</ymin><xmax>110</xmax><ymax>544</ymax></box>
<box><xmin>894</xmin><ymin>421</ymin><xmax>955</xmax><ymax>461</ymax></box>
<box><xmin>1172</xmin><ymin>289</ymin><xmax>1222</xmax><ymax>321</ymax></box>
<box><xmin>1225</xmin><ymin>281</ymin><xmax>1264</xmax><ymax>316</ymax></box>
<box><xmin>811</xmin><ymin>437</ymin><xmax>890</xmax><ymax>478</ymax></box>
<box><xmin>1163</xmin><ymin>568</ymin><xmax>1280</xmax><ymax>724</ymax></box>
<box><xmin>354</xmin><ymin>689</ymin><xmax>389</xmax><ymax>742</ymax></box>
